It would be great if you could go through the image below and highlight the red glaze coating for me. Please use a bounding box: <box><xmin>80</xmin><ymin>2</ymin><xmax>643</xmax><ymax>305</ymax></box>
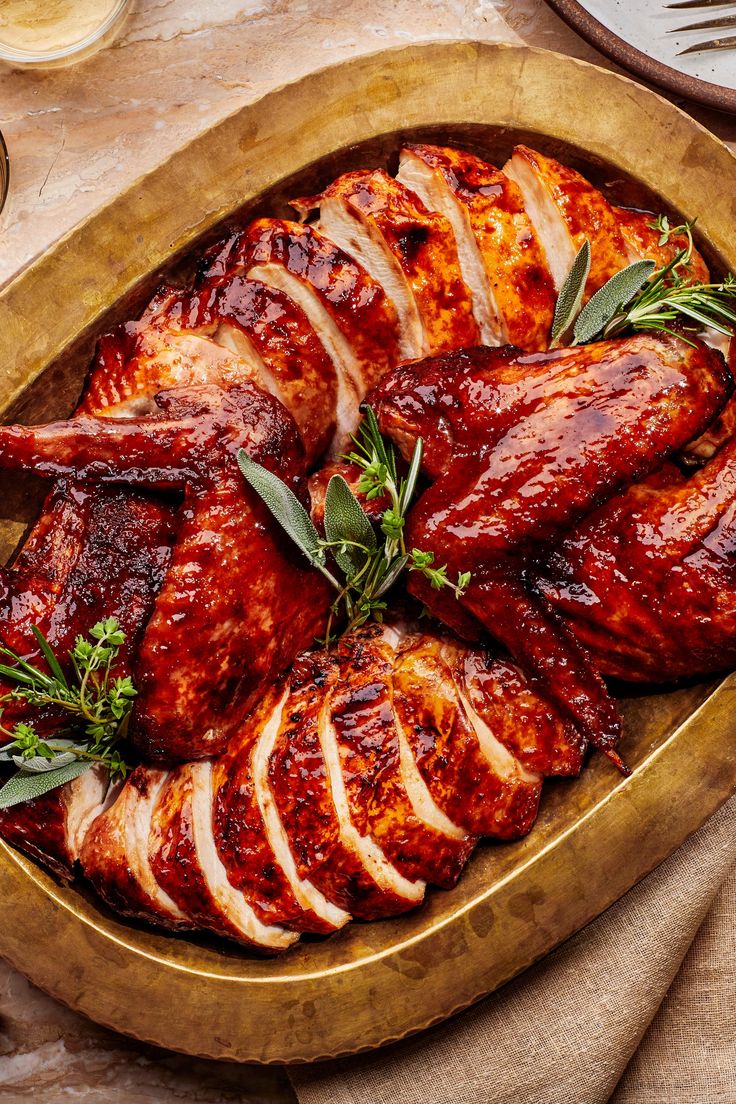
<box><xmin>329</xmin><ymin>625</ymin><xmax>477</xmax><ymax>887</ymax></box>
<box><xmin>166</xmin><ymin>278</ymin><xmax>338</xmax><ymax>460</ymax></box>
<box><xmin>268</xmin><ymin>651</ymin><xmax>420</xmax><ymax>920</ymax></box>
<box><xmin>392</xmin><ymin>632</ymin><xmax>542</xmax><ymax>838</ymax></box>
<box><xmin>296</xmin><ymin>169</ymin><xmax>479</xmax><ymax>354</ymax></box>
<box><xmin>372</xmin><ymin>335</ymin><xmax>732</xmax><ymax>762</ymax></box>
<box><xmin>462</xmin><ymin>650</ymin><xmax>584</xmax><ymax>777</ymax></box>
<box><xmin>539</xmin><ymin>432</ymin><xmax>736</xmax><ymax>681</ymax></box>
<box><xmin>508</xmin><ymin>145</ymin><xmax>630</xmax><ymax>296</ymax></box>
<box><xmin>81</xmin><ymin>766</ymin><xmax>193</xmax><ymax>928</ymax></box>
<box><xmin>82</xmin><ymin>281</ymin><xmax>338</xmax><ymax>463</ymax></box>
<box><xmin>198</xmin><ymin>219</ymin><xmax>402</xmax><ymax>391</ymax></box>
<box><xmin>0</xmin><ymin>383</ymin><xmax>331</xmax><ymax>761</ymax></box>
<box><xmin>614</xmin><ymin>207</ymin><xmax>710</xmax><ymax>283</ymax></box>
<box><xmin>403</xmin><ymin>144</ymin><xmax>556</xmax><ymax>351</ymax></box>
<box><xmin>211</xmin><ymin>685</ymin><xmax>339</xmax><ymax>934</ymax></box>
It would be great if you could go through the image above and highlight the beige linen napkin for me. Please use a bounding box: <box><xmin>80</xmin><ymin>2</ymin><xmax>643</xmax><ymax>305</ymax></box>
<box><xmin>290</xmin><ymin>796</ymin><xmax>736</xmax><ymax>1104</ymax></box>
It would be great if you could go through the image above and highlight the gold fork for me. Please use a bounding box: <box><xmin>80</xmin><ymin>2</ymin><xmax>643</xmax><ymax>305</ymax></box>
<box><xmin>666</xmin><ymin>0</ymin><xmax>736</xmax><ymax>55</ymax></box>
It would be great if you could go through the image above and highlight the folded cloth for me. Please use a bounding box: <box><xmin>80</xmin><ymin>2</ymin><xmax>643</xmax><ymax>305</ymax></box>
<box><xmin>290</xmin><ymin>796</ymin><xmax>736</xmax><ymax>1104</ymax></box>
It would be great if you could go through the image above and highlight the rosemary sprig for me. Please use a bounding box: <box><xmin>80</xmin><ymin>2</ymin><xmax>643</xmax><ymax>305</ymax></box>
<box><xmin>553</xmin><ymin>218</ymin><xmax>736</xmax><ymax>348</ymax></box>
<box><xmin>238</xmin><ymin>407</ymin><xmax>471</xmax><ymax>645</ymax></box>
<box><xmin>0</xmin><ymin>618</ymin><xmax>135</xmax><ymax>809</ymax></box>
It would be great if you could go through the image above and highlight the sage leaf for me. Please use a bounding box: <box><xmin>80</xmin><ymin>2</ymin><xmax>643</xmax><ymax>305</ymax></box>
<box><xmin>0</xmin><ymin>759</ymin><xmax>91</xmax><ymax>809</ymax></box>
<box><xmin>551</xmin><ymin>240</ymin><xmax>591</xmax><ymax>347</ymax></box>
<box><xmin>324</xmin><ymin>475</ymin><xmax>376</xmax><ymax>580</ymax></box>
<box><xmin>237</xmin><ymin>449</ymin><xmax>326</xmax><ymax>570</ymax></box>
<box><xmin>573</xmin><ymin>259</ymin><xmax>656</xmax><ymax>345</ymax></box>
<box><xmin>11</xmin><ymin>751</ymin><xmax>77</xmax><ymax>772</ymax></box>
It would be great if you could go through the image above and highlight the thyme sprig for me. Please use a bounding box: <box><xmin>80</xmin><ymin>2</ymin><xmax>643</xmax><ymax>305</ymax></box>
<box><xmin>238</xmin><ymin>407</ymin><xmax>470</xmax><ymax>645</ymax></box>
<box><xmin>553</xmin><ymin>217</ymin><xmax>736</xmax><ymax>348</ymax></box>
<box><xmin>0</xmin><ymin>619</ymin><xmax>134</xmax><ymax>809</ymax></box>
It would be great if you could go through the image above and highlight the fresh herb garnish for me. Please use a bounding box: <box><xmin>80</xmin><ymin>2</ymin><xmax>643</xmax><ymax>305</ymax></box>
<box><xmin>0</xmin><ymin>618</ymin><xmax>135</xmax><ymax>809</ymax></box>
<box><xmin>551</xmin><ymin>239</ymin><xmax>591</xmax><ymax>347</ymax></box>
<box><xmin>238</xmin><ymin>406</ymin><xmax>471</xmax><ymax>644</ymax></box>
<box><xmin>552</xmin><ymin>219</ymin><xmax>736</xmax><ymax>348</ymax></box>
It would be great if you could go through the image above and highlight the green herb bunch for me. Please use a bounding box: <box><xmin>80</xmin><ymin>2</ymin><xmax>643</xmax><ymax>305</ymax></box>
<box><xmin>0</xmin><ymin>618</ymin><xmax>134</xmax><ymax>809</ymax></box>
<box><xmin>551</xmin><ymin>217</ymin><xmax>736</xmax><ymax>348</ymax></box>
<box><xmin>238</xmin><ymin>407</ymin><xmax>470</xmax><ymax>644</ymax></box>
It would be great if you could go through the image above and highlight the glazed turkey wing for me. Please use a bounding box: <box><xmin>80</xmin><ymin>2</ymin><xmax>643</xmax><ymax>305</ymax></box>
<box><xmin>372</xmin><ymin>334</ymin><xmax>732</xmax><ymax>763</ymax></box>
<box><xmin>539</xmin><ymin>434</ymin><xmax>736</xmax><ymax>682</ymax></box>
<box><xmin>0</xmin><ymin>383</ymin><xmax>331</xmax><ymax>761</ymax></box>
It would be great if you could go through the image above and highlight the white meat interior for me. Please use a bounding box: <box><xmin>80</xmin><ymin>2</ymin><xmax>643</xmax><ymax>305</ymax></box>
<box><xmin>397</xmin><ymin>150</ymin><xmax>504</xmax><ymax>345</ymax></box>
<box><xmin>503</xmin><ymin>150</ymin><xmax>575</xmax><ymax>291</ymax></box>
<box><xmin>189</xmin><ymin>760</ymin><xmax>298</xmax><ymax>950</ymax></box>
<box><xmin>314</xmin><ymin>203</ymin><xmax>424</xmax><ymax>361</ymax></box>
<box><xmin>253</xmin><ymin>686</ymin><xmax>350</xmax><ymax>930</ymax></box>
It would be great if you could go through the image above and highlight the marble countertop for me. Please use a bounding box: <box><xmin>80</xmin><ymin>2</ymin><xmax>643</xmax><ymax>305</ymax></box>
<box><xmin>0</xmin><ymin>2</ymin><xmax>734</xmax><ymax>1100</ymax></box>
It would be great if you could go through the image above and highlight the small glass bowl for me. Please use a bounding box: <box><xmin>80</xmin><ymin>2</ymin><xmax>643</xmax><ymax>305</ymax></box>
<box><xmin>0</xmin><ymin>0</ymin><xmax>131</xmax><ymax>69</ymax></box>
<box><xmin>0</xmin><ymin>130</ymin><xmax>9</xmax><ymax>217</ymax></box>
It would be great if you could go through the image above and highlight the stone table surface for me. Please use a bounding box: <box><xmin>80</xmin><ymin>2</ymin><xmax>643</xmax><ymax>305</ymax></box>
<box><xmin>0</xmin><ymin>2</ymin><xmax>735</xmax><ymax>1101</ymax></box>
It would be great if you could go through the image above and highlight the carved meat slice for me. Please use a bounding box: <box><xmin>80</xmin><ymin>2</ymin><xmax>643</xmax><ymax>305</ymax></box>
<box><xmin>0</xmin><ymin>384</ymin><xmax>331</xmax><ymax>761</ymax></box>
<box><xmin>268</xmin><ymin>650</ymin><xmax>425</xmax><ymax>919</ymax></box>
<box><xmin>149</xmin><ymin>759</ymin><xmax>298</xmax><ymax>950</ymax></box>
<box><xmin>293</xmin><ymin>169</ymin><xmax>479</xmax><ymax>359</ymax></box>
<box><xmin>460</xmin><ymin>651</ymin><xmax>584</xmax><ymax>777</ymax></box>
<box><xmin>503</xmin><ymin>145</ymin><xmax>629</xmax><ymax>295</ymax></box>
<box><xmin>81</xmin><ymin>281</ymin><xmax>338</xmax><ymax>462</ymax></box>
<box><xmin>199</xmin><ymin>219</ymin><xmax>402</xmax><ymax>447</ymax></box>
<box><xmin>614</xmin><ymin>206</ymin><xmax>710</xmax><ymax>281</ymax></box>
<box><xmin>328</xmin><ymin>623</ymin><xmax>475</xmax><ymax>890</ymax></box>
<box><xmin>80</xmin><ymin>766</ymin><xmax>192</xmax><ymax>928</ymax></box>
<box><xmin>539</xmin><ymin>433</ymin><xmax>736</xmax><ymax>682</ymax></box>
<box><xmin>0</xmin><ymin>766</ymin><xmax>115</xmax><ymax>882</ymax></box>
<box><xmin>392</xmin><ymin>633</ymin><xmax>543</xmax><ymax>838</ymax></box>
<box><xmin>213</xmin><ymin>681</ymin><xmax>349</xmax><ymax>934</ymax></box>
<box><xmin>397</xmin><ymin>145</ymin><xmax>555</xmax><ymax>351</ymax></box>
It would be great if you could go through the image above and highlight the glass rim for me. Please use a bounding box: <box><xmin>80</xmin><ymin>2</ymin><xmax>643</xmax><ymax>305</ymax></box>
<box><xmin>0</xmin><ymin>0</ymin><xmax>130</xmax><ymax>65</ymax></box>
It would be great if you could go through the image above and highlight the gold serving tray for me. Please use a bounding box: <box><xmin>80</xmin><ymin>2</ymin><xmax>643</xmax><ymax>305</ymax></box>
<box><xmin>0</xmin><ymin>42</ymin><xmax>735</xmax><ymax>1065</ymax></box>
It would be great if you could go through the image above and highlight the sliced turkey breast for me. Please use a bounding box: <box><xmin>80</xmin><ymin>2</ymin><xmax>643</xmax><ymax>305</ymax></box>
<box><xmin>397</xmin><ymin>145</ymin><xmax>555</xmax><ymax>351</ymax></box>
<box><xmin>213</xmin><ymin>682</ymin><xmax>349</xmax><ymax>934</ymax></box>
<box><xmin>614</xmin><ymin>206</ymin><xmax>710</xmax><ymax>281</ymax></box>
<box><xmin>198</xmin><ymin>220</ymin><xmax>402</xmax><ymax>449</ymax></box>
<box><xmin>460</xmin><ymin>653</ymin><xmax>585</xmax><ymax>777</ymax></box>
<box><xmin>393</xmin><ymin>634</ymin><xmax>543</xmax><ymax>839</ymax></box>
<box><xmin>79</xmin><ymin>292</ymin><xmax>261</xmax><ymax>420</ymax></box>
<box><xmin>0</xmin><ymin>766</ymin><xmax>116</xmax><ymax>882</ymax></box>
<box><xmin>294</xmin><ymin>169</ymin><xmax>479</xmax><ymax>359</ymax></box>
<box><xmin>268</xmin><ymin>651</ymin><xmax>423</xmax><ymax>920</ymax></box>
<box><xmin>80</xmin><ymin>767</ymin><xmax>193</xmax><ymax>929</ymax></box>
<box><xmin>503</xmin><ymin>145</ymin><xmax>630</xmax><ymax>296</ymax></box>
<box><xmin>148</xmin><ymin>761</ymin><xmax>297</xmax><ymax>951</ymax></box>
<box><xmin>80</xmin><ymin>283</ymin><xmax>336</xmax><ymax>463</ymax></box>
<box><xmin>330</xmin><ymin>623</ymin><xmax>476</xmax><ymax>888</ymax></box>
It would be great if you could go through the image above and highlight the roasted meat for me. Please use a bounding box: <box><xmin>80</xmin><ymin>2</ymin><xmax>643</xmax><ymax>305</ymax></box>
<box><xmin>372</xmin><ymin>334</ymin><xmax>732</xmax><ymax>763</ymax></box>
<box><xmin>397</xmin><ymin>144</ymin><xmax>556</xmax><ymax>351</ymax></box>
<box><xmin>81</xmin><ymin>621</ymin><xmax>582</xmax><ymax>948</ymax></box>
<box><xmin>81</xmin><ymin>282</ymin><xmax>338</xmax><ymax>463</ymax></box>
<box><xmin>0</xmin><ymin>383</ymin><xmax>332</xmax><ymax>761</ymax></box>
<box><xmin>503</xmin><ymin>145</ymin><xmax>631</xmax><ymax>295</ymax></box>
<box><xmin>0</xmin><ymin>485</ymin><xmax>175</xmax><ymax>877</ymax></box>
<box><xmin>199</xmin><ymin>219</ymin><xmax>402</xmax><ymax>447</ymax></box>
<box><xmin>293</xmin><ymin>169</ymin><xmax>479</xmax><ymax>359</ymax></box>
<box><xmin>538</xmin><ymin>434</ymin><xmax>736</xmax><ymax>682</ymax></box>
